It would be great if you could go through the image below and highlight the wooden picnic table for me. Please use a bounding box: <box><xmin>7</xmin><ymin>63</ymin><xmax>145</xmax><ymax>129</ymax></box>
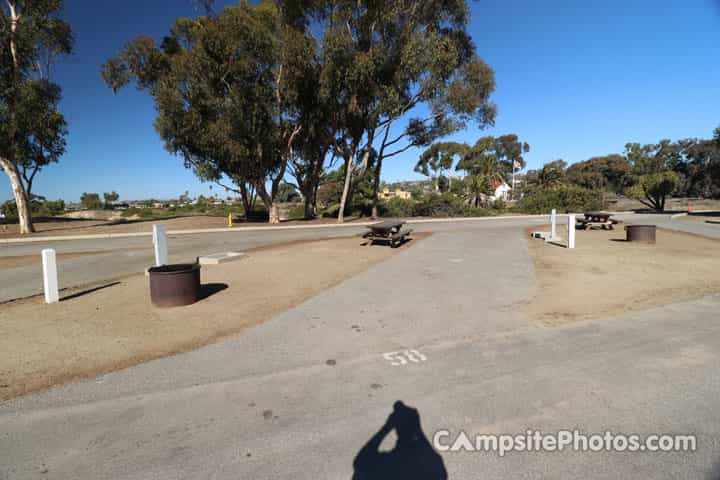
<box><xmin>364</xmin><ymin>220</ymin><xmax>413</xmax><ymax>247</ymax></box>
<box><xmin>577</xmin><ymin>212</ymin><xmax>617</xmax><ymax>230</ymax></box>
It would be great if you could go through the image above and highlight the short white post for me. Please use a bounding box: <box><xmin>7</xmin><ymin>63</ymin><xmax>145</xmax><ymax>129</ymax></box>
<box><xmin>550</xmin><ymin>208</ymin><xmax>557</xmax><ymax>240</ymax></box>
<box><xmin>567</xmin><ymin>214</ymin><xmax>576</xmax><ymax>249</ymax></box>
<box><xmin>153</xmin><ymin>224</ymin><xmax>168</xmax><ymax>266</ymax></box>
<box><xmin>41</xmin><ymin>249</ymin><xmax>59</xmax><ymax>303</ymax></box>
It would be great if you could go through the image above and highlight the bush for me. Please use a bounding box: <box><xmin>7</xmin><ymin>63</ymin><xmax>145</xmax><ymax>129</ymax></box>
<box><xmin>288</xmin><ymin>203</ymin><xmax>306</xmax><ymax>219</ymax></box>
<box><xmin>412</xmin><ymin>193</ymin><xmax>465</xmax><ymax>217</ymax></box>
<box><xmin>515</xmin><ymin>185</ymin><xmax>605</xmax><ymax>214</ymax></box>
<box><xmin>1</xmin><ymin>198</ymin><xmax>65</xmax><ymax>218</ymax></box>
<box><xmin>121</xmin><ymin>207</ymin><xmax>156</xmax><ymax>218</ymax></box>
<box><xmin>379</xmin><ymin>197</ymin><xmax>415</xmax><ymax>218</ymax></box>
<box><xmin>461</xmin><ymin>206</ymin><xmax>494</xmax><ymax>217</ymax></box>
<box><xmin>41</xmin><ymin>200</ymin><xmax>65</xmax><ymax>216</ymax></box>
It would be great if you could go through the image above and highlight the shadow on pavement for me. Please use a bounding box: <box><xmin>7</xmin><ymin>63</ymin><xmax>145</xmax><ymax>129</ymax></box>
<box><xmin>352</xmin><ymin>401</ymin><xmax>447</xmax><ymax>480</ymax></box>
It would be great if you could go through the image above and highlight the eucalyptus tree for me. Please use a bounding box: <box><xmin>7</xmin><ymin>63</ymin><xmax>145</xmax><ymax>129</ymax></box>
<box><xmin>1</xmin><ymin>0</ymin><xmax>71</xmax><ymax>233</ymax></box>
<box><xmin>103</xmin><ymin>1</ymin><xmax>314</xmax><ymax>223</ymax></box>
<box><xmin>494</xmin><ymin>134</ymin><xmax>529</xmax><ymax>198</ymax></box>
<box><xmin>301</xmin><ymin>0</ymin><xmax>496</xmax><ymax>222</ymax></box>
<box><xmin>414</xmin><ymin>142</ymin><xmax>467</xmax><ymax>192</ymax></box>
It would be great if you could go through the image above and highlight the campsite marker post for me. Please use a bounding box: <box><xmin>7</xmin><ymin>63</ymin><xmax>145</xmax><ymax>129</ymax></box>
<box><xmin>42</xmin><ymin>249</ymin><xmax>59</xmax><ymax>303</ymax></box>
<box><xmin>153</xmin><ymin>224</ymin><xmax>168</xmax><ymax>266</ymax></box>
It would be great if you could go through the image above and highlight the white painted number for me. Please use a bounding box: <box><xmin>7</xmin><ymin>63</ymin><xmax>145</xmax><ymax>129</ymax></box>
<box><xmin>382</xmin><ymin>349</ymin><xmax>427</xmax><ymax>366</ymax></box>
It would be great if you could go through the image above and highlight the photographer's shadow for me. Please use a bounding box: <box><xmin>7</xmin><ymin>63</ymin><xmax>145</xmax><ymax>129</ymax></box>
<box><xmin>352</xmin><ymin>401</ymin><xmax>448</xmax><ymax>480</ymax></box>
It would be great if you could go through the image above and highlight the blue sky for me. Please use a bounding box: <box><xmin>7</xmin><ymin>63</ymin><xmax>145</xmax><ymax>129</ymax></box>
<box><xmin>2</xmin><ymin>0</ymin><xmax>719</xmax><ymax>202</ymax></box>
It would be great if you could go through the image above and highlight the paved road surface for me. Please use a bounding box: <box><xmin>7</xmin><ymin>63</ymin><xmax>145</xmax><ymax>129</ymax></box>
<box><xmin>0</xmin><ymin>217</ymin><xmax>548</xmax><ymax>302</ymax></box>
<box><xmin>2</xmin><ymin>217</ymin><xmax>719</xmax><ymax>479</ymax></box>
<box><xmin>2</xmin><ymin>212</ymin><xmax>718</xmax><ymax>302</ymax></box>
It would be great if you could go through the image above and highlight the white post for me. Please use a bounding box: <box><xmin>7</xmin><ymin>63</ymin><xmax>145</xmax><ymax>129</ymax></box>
<box><xmin>550</xmin><ymin>209</ymin><xmax>557</xmax><ymax>240</ymax></box>
<box><xmin>41</xmin><ymin>249</ymin><xmax>59</xmax><ymax>303</ymax></box>
<box><xmin>567</xmin><ymin>214</ymin><xmax>576</xmax><ymax>249</ymax></box>
<box><xmin>153</xmin><ymin>224</ymin><xmax>168</xmax><ymax>266</ymax></box>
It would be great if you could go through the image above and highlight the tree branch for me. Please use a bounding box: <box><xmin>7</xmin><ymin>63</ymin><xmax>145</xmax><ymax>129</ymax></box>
<box><xmin>382</xmin><ymin>143</ymin><xmax>415</xmax><ymax>159</ymax></box>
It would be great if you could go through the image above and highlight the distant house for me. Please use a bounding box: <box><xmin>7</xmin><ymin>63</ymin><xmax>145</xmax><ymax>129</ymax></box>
<box><xmin>489</xmin><ymin>180</ymin><xmax>512</xmax><ymax>202</ymax></box>
<box><xmin>380</xmin><ymin>188</ymin><xmax>412</xmax><ymax>200</ymax></box>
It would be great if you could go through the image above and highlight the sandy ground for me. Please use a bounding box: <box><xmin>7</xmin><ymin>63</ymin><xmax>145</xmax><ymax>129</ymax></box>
<box><xmin>526</xmin><ymin>225</ymin><xmax>720</xmax><ymax>325</ymax></box>
<box><xmin>0</xmin><ymin>215</ymin><xmax>372</xmax><ymax>239</ymax></box>
<box><xmin>0</xmin><ymin>234</ymin><xmax>426</xmax><ymax>401</ymax></box>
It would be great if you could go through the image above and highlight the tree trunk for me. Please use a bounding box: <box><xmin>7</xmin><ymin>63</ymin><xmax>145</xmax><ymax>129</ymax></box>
<box><xmin>268</xmin><ymin>202</ymin><xmax>280</xmax><ymax>224</ymax></box>
<box><xmin>370</xmin><ymin>154</ymin><xmax>383</xmax><ymax>218</ymax></box>
<box><xmin>301</xmin><ymin>186</ymin><xmax>316</xmax><ymax>219</ymax></box>
<box><xmin>239</xmin><ymin>183</ymin><xmax>252</xmax><ymax>221</ymax></box>
<box><xmin>255</xmin><ymin>183</ymin><xmax>281</xmax><ymax>224</ymax></box>
<box><xmin>337</xmin><ymin>156</ymin><xmax>353</xmax><ymax>224</ymax></box>
<box><xmin>0</xmin><ymin>157</ymin><xmax>35</xmax><ymax>233</ymax></box>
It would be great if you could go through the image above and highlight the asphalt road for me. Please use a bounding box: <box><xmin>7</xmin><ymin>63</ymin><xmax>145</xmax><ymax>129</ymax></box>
<box><xmin>2</xmin><ymin>212</ymin><xmax>718</xmax><ymax>303</ymax></box>
<box><xmin>1</xmin><ymin>216</ymin><xmax>720</xmax><ymax>479</ymax></box>
<box><xmin>0</xmin><ymin>217</ymin><xmax>548</xmax><ymax>303</ymax></box>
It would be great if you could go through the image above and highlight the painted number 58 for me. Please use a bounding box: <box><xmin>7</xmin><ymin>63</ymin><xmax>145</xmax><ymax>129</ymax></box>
<box><xmin>382</xmin><ymin>350</ymin><xmax>427</xmax><ymax>366</ymax></box>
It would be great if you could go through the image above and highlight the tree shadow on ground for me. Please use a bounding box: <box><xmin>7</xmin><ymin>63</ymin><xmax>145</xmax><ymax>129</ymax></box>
<box><xmin>352</xmin><ymin>401</ymin><xmax>447</xmax><ymax>480</ymax></box>
<box><xmin>198</xmin><ymin>282</ymin><xmax>228</xmax><ymax>300</ymax></box>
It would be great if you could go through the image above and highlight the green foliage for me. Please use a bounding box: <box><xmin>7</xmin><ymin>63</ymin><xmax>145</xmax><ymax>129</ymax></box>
<box><xmin>436</xmin><ymin>175</ymin><xmax>450</xmax><ymax>193</ymax></box>
<box><xmin>103</xmin><ymin>191</ymin><xmax>119</xmax><ymax>207</ymax></box>
<box><xmin>103</xmin><ymin>1</ymin><xmax>315</xmax><ymax>219</ymax></box>
<box><xmin>379</xmin><ymin>197</ymin><xmax>416</xmax><ymax>218</ymax></box>
<box><xmin>317</xmin><ymin>163</ymin><xmax>378</xmax><ymax>217</ymax></box>
<box><xmin>515</xmin><ymin>185</ymin><xmax>605</xmax><ymax>214</ymax></box>
<box><xmin>624</xmin><ymin>171</ymin><xmax>680</xmax><ymax>211</ymax></box>
<box><xmin>287</xmin><ymin>203</ymin><xmax>306</xmax><ymax>220</ymax></box>
<box><xmin>277</xmin><ymin>183</ymin><xmax>300</xmax><ymax>203</ymax></box>
<box><xmin>1</xmin><ymin>197</ymin><xmax>64</xmax><ymax>218</ymax></box>
<box><xmin>412</xmin><ymin>192</ymin><xmax>480</xmax><ymax>217</ymax></box>
<box><xmin>42</xmin><ymin>199</ymin><xmax>65</xmax><ymax>216</ymax></box>
<box><xmin>1</xmin><ymin>1</ymin><xmax>73</xmax><ymax>232</ymax></box>
<box><xmin>523</xmin><ymin>160</ymin><xmax>567</xmax><ymax>192</ymax></box>
<box><xmin>80</xmin><ymin>192</ymin><xmax>102</xmax><ymax>210</ymax></box>
<box><xmin>121</xmin><ymin>207</ymin><xmax>155</xmax><ymax>218</ymax></box>
<box><xmin>415</xmin><ymin>142</ymin><xmax>467</xmax><ymax>190</ymax></box>
<box><xmin>566</xmin><ymin>154</ymin><xmax>631</xmax><ymax>193</ymax></box>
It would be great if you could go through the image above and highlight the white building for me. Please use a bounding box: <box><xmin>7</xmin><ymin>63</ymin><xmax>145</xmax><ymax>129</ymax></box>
<box><xmin>491</xmin><ymin>180</ymin><xmax>512</xmax><ymax>201</ymax></box>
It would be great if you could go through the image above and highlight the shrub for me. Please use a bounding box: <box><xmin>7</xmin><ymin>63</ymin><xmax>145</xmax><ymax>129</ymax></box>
<box><xmin>515</xmin><ymin>185</ymin><xmax>605</xmax><ymax>214</ymax></box>
<box><xmin>122</xmin><ymin>207</ymin><xmax>155</xmax><ymax>218</ymax></box>
<box><xmin>461</xmin><ymin>206</ymin><xmax>494</xmax><ymax>217</ymax></box>
<box><xmin>288</xmin><ymin>203</ymin><xmax>306</xmax><ymax>219</ymax></box>
<box><xmin>1</xmin><ymin>198</ymin><xmax>65</xmax><ymax>218</ymax></box>
<box><xmin>379</xmin><ymin>197</ymin><xmax>415</xmax><ymax>218</ymax></box>
<box><xmin>412</xmin><ymin>193</ymin><xmax>467</xmax><ymax>217</ymax></box>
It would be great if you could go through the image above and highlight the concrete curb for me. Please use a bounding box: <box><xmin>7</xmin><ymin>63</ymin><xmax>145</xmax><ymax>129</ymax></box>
<box><xmin>0</xmin><ymin>214</ymin><xmax>551</xmax><ymax>245</ymax></box>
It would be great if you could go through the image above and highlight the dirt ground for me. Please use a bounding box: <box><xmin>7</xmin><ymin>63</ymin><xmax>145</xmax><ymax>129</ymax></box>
<box><xmin>526</xmin><ymin>225</ymin><xmax>720</xmax><ymax>325</ymax></box>
<box><xmin>0</xmin><ymin>234</ymin><xmax>426</xmax><ymax>401</ymax></box>
<box><xmin>0</xmin><ymin>215</ymin><xmax>371</xmax><ymax>239</ymax></box>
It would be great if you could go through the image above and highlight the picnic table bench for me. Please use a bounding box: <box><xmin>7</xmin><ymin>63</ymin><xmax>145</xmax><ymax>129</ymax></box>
<box><xmin>576</xmin><ymin>212</ymin><xmax>617</xmax><ymax>230</ymax></box>
<box><xmin>363</xmin><ymin>220</ymin><xmax>413</xmax><ymax>248</ymax></box>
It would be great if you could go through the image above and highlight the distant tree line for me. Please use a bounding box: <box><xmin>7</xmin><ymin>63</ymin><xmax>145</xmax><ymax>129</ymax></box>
<box><xmin>520</xmin><ymin>132</ymin><xmax>720</xmax><ymax>212</ymax></box>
